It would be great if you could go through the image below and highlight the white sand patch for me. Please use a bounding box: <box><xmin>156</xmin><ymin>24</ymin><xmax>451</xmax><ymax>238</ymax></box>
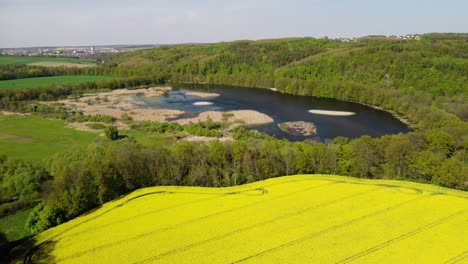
<box><xmin>182</xmin><ymin>135</ymin><xmax>234</xmax><ymax>142</ymax></box>
<box><xmin>177</xmin><ymin>110</ymin><xmax>273</xmax><ymax>126</ymax></box>
<box><xmin>193</xmin><ymin>101</ymin><xmax>214</xmax><ymax>106</ymax></box>
<box><xmin>186</xmin><ymin>91</ymin><xmax>220</xmax><ymax>98</ymax></box>
<box><xmin>308</xmin><ymin>110</ymin><xmax>356</xmax><ymax>116</ymax></box>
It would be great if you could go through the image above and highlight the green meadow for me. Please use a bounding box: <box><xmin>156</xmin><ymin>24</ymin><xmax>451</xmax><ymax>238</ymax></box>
<box><xmin>0</xmin><ymin>75</ymin><xmax>114</xmax><ymax>90</ymax></box>
<box><xmin>0</xmin><ymin>115</ymin><xmax>99</xmax><ymax>161</ymax></box>
<box><xmin>0</xmin><ymin>209</ymin><xmax>33</xmax><ymax>243</ymax></box>
<box><xmin>0</xmin><ymin>56</ymin><xmax>94</xmax><ymax>65</ymax></box>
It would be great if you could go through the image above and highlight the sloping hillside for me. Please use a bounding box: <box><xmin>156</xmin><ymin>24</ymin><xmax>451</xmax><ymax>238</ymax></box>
<box><xmin>12</xmin><ymin>175</ymin><xmax>468</xmax><ymax>263</ymax></box>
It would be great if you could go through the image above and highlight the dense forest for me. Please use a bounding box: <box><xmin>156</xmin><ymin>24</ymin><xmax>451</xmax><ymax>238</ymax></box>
<box><xmin>0</xmin><ymin>33</ymin><xmax>467</xmax><ymax>234</ymax></box>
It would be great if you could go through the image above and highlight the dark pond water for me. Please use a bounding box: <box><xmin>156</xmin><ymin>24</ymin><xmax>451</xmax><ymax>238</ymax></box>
<box><xmin>138</xmin><ymin>85</ymin><xmax>409</xmax><ymax>141</ymax></box>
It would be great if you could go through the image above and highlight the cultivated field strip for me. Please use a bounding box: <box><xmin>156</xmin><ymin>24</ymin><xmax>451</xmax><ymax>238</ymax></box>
<box><xmin>236</xmin><ymin>195</ymin><xmax>467</xmax><ymax>263</ymax></box>
<box><xmin>22</xmin><ymin>175</ymin><xmax>468</xmax><ymax>264</ymax></box>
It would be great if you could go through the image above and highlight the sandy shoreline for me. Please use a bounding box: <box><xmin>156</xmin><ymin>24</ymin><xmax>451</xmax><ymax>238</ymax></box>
<box><xmin>53</xmin><ymin>88</ymin><xmax>274</xmax><ymax>126</ymax></box>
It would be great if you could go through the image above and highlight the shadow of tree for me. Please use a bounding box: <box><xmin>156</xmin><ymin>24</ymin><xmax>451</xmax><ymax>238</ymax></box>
<box><xmin>0</xmin><ymin>233</ymin><xmax>56</xmax><ymax>264</ymax></box>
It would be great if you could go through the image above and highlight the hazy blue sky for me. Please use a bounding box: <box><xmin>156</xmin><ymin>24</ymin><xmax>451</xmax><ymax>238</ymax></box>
<box><xmin>1</xmin><ymin>0</ymin><xmax>467</xmax><ymax>47</ymax></box>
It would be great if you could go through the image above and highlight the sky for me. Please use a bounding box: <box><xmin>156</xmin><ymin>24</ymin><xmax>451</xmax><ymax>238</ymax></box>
<box><xmin>0</xmin><ymin>0</ymin><xmax>467</xmax><ymax>48</ymax></box>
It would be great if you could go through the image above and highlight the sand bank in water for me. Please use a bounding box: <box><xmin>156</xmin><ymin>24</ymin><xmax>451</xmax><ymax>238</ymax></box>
<box><xmin>186</xmin><ymin>91</ymin><xmax>220</xmax><ymax>98</ymax></box>
<box><xmin>308</xmin><ymin>110</ymin><xmax>356</xmax><ymax>116</ymax></box>
<box><xmin>177</xmin><ymin>110</ymin><xmax>273</xmax><ymax>126</ymax></box>
<box><xmin>193</xmin><ymin>102</ymin><xmax>214</xmax><ymax>106</ymax></box>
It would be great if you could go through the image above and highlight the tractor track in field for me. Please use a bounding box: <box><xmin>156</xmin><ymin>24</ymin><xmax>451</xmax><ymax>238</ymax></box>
<box><xmin>24</xmin><ymin>177</ymin><xmax>433</xmax><ymax>263</ymax></box>
<box><xmin>56</xmin><ymin>178</ymin><xmax>329</xmax><ymax>242</ymax></box>
<box><xmin>445</xmin><ymin>250</ymin><xmax>468</xmax><ymax>264</ymax></box>
<box><xmin>231</xmin><ymin>193</ymin><xmax>433</xmax><ymax>263</ymax></box>
<box><xmin>133</xmin><ymin>187</ymin><xmax>381</xmax><ymax>264</ymax></box>
<box><xmin>27</xmin><ymin>178</ymin><xmax>335</xmax><ymax>263</ymax></box>
<box><xmin>59</xmin><ymin>187</ymin><xmax>268</xmax><ymax>242</ymax></box>
<box><xmin>54</xmin><ymin>180</ymin><xmax>340</xmax><ymax>262</ymax></box>
<box><xmin>336</xmin><ymin>209</ymin><xmax>468</xmax><ymax>263</ymax></box>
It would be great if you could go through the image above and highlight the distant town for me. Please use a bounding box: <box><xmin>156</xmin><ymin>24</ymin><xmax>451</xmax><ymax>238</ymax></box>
<box><xmin>0</xmin><ymin>44</ymin><xmax>157</xmax><ymax>58</ymax></box>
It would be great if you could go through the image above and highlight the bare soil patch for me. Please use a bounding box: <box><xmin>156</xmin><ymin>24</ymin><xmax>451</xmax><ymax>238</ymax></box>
<box><xmin>0</xmin><ymin>133</ymin><xmax>34</xmax><ymax>143</ymax></box>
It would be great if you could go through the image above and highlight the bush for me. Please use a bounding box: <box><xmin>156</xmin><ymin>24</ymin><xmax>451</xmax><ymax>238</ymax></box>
<box><xmin>105</xmin><ymin>126</ymin><xmax>119</xmax><ymax>140</ymax></box>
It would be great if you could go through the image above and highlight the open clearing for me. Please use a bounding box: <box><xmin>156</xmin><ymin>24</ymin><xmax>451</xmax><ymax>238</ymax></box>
<box><xmin>0</xmin><ymin>75</ymin><xmax>114</xmax><ymax>90</ymax></box>
<box><xmin>15</xmin><ymin>175</ymin><xmax>468</xmax><ymax>264</ymax></box>
<box><xmin>0</xmin><ymin>55</ymin><xmax>95</xmax><ymax>66</ymax></box>
<box><xmin>0</xmin><ymin>115</ymin><xmax>98</xmax><ymax>160</ymax></box>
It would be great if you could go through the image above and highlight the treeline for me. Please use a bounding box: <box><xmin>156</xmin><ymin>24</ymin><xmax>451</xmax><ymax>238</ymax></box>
<box><xmin>24</xmin><ymin>125</ymin><xmax>466</xmax><ymax>232</ymax></box>
<box><xmin>0</xmin><ymin>156</ymin><xmax>50</xmax><ymax>217</ymax></box>
<box><xmin>131</xmin><ymin>119</ymin><xmax>223</xmax><ymax>138</ymax></box>
<box><xmin>0</xmin><ymin>75</ymin><xmax>166</xmax><ymax>103</ymax></box>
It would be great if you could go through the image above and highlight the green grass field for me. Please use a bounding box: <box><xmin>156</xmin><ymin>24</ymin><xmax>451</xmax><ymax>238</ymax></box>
<box><xmin>0</xmin><ymin>115</ymin><xmax>99</xmax><ymax>160</ymax></box>
<box><xmin>0</xmin><ymin>56</ymin><xmax>94</xmax><ymax>66</ymax></box>
<box><xmin>14</xmin><ymin>175</ymin><xmax>468</xmax><ymax>264</ymax></box>
<box><xmin>0</xmin><ymin>209</ymin><xmax>33</xmax><ymax>244</ymax></box>
<box><xmin>0</xmin><ymin>75</ymin><xmax>114</xmax><ymax>90</ymax></box>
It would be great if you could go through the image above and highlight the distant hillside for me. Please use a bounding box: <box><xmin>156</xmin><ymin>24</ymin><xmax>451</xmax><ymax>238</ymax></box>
<box><xmin>98</xmin><ymin>33</ymin><xmax>468</xmax><ymax>121</ymax></box>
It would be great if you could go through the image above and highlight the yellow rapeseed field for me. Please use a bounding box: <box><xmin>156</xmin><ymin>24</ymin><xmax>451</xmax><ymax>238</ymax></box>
<box><xmin>16</xmin><ymin>175</ymin><xmax>468</xmax><ymax>263</ymax></box>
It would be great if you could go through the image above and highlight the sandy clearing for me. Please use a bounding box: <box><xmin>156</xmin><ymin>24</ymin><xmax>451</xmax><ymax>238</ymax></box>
<box><xmin>182</xmin><ymin>135</ymin><xmax>234</xmax><ymax>142</ymax></box>
<box><xmin>176</xmin><ymin>110</ymin><xmax>273</xmax><ymax>126</ymax></box>
<box><xmin>186</xmin><ymin>91</ymin><xmax>220</xmax><ymax>98</ymax></box>
<box><xmin>66</xmin><ymin>121</ymin><xmax>129</xmax><ymax>132</ymax></box>
<box><xmin>56</xmin><ymin>87</ymin><xmax>183</xmax><ymax>122</ymax></box>
<box><xmin>28</xmin><ymin>62</ymin><xmax>94</xmax><ymax>68</ymax></box>
<box><xmin>308</xmin><ymin>110</ymin><xmax>356</xmax><ymax>116</ymax></box>
<box><xmin>193</xmin><ymin>102</ymin><xmax>214</xmax><ymax>106</ymax></box>
<box><xmin>1</xmin><ymin>111</ymin><xmax>30</xmax><ymax>116</ymax></box>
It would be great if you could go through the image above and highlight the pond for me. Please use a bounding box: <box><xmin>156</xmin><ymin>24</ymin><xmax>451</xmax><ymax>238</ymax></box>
<box><xmin>138</xmin><ymin>85</ymin><xmax>409</xmax><ymax>141</ymax></box>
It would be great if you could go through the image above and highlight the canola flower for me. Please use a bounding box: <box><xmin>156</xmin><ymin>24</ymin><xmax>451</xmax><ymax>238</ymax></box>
<box><xmin>17</xmin><ymin>175</ymin><xmax>468</xmax><ymax>264</ymax></box>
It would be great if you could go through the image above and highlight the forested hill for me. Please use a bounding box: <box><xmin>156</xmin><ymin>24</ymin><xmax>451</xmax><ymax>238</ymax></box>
<box><xmin>98</xmin><ymin>33</ymin><xmax>468</xmax><ymax>123</ymax></box>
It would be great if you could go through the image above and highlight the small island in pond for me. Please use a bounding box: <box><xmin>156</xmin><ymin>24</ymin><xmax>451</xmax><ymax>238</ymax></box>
<box><xmin>278</xmin><ymin>121</ymin><xmax>317</xmax><ymax>136</ymax></box>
